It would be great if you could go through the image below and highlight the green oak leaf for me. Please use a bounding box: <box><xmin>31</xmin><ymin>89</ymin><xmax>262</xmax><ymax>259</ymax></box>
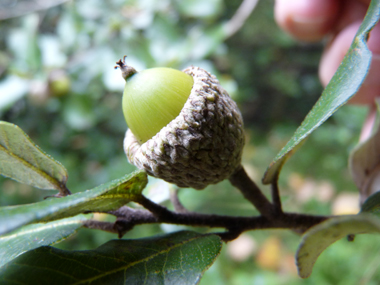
<box><xmin>0</xmin><ymin>121</ymin><xmax>69</xmax><ymax>194</ymax></box>
<box><xmin>296</xmin><ymin>214</ymin><xmax>380</xmax><ymax>278</ymax></box>
<box><xmin>0</xmin><ymin>214</ymin><xmax>90</xmax><ymax>267</ymax></box>
<box><xmin>0</xmin><ymin>0</ymin><xmax>69</xmax><ymax>20</ymax></box>
<box><xmin>0</xmin><ymin>231</ymin><xmax>222</xmax><ymax>285</ymax></box>
<box><xmin>349</xmin><ymin>114</ymin><xmax>380</xmax><ymax>204</ymax></box>
<box><xmin>263</xmin><ymin>0</ymin><xmax>380</xmax><ymax>184</ymax></box>
<box><xmin>361</xmin><ymin>191</ymin><xmax>380</xmax><ymax>216</ymax></box>
<box><xmin>0</xmin><ymin>170</ymin><xmax>147</xmax><ymax>236</ymax></box>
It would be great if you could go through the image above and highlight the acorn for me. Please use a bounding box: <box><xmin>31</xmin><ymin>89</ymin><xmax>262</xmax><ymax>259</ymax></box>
<box><xmin>116</xmin><ymin>56</ymin><xmax>245</xmax><ymax>190</ymax></box>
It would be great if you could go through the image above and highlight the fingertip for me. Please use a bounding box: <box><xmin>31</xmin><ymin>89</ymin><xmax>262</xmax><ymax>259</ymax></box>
<box><xmin>367</xmin><ymin>22</ymin><xmax>380</xmax><ymax>55</ymax></box>
<box><xmin>347</xmin><ymin>85</ymin><xmax>380</xmax><ymax>105</ymax></box>
<box><xmin>319</xmin><ymin>21</ymin><xmax>380</xmax><ymax>105</ymax></box>
<box><xmin>319</xmin><ymin>21</ymin><xmax>361</xmax><ymax>87</ymax></box>
<box><xmin>275</xmin><ymin>0</ymin><xmax>341</xmax><ymax>42</ymax></box>
<box><xmin>359</xmin><ymin>0</ymin><xmax>371</xmax><ymax>5</ymax></box>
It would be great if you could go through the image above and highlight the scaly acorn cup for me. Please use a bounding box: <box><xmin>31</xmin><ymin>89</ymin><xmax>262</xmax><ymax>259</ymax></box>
<box><xmin>116</xmin><ymin>57</ymin><xmax>245</xmax><ymax>190</ymax></box>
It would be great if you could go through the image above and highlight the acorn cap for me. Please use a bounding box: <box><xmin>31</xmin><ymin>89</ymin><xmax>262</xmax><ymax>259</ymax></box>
<box><xmin>124</xmin><ymin>66</ymin><xmax>245</xmax><ymax>189</ymax></box>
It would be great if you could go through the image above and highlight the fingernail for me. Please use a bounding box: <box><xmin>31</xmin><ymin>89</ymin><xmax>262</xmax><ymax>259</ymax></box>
<box><xmin>291</xmin><ymin>15</ymin><xmax>331</xmax><ymax>39</ymax></box>
<box><xmin>275</xmin><ymin>0</ymin><xmax>339</xmax><ymax>41</ymax></box>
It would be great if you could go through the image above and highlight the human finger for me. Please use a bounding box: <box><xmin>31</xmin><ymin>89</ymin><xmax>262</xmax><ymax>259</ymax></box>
<box><xmin>319</xmin><ymin>21</ymin><xmax>380</xmax><ymax>105</ymax></box>
<box><xmin>274</xmin><ymin>0</ymin><xmax>341</xmax><ymax>42</ymax></box>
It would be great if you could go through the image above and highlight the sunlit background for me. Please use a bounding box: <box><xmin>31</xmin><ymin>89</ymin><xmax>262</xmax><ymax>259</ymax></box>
<box><xmin>1</xmin><ymin>0</ymin><xmax>379</xmax><ymax>284</ymax></box>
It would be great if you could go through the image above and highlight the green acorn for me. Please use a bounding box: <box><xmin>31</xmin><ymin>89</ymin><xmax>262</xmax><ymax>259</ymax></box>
<box><xmin>116</xmin><ymin>56</ymin><xmax>245</xmax><ymax>190</ymax></box>
<box><xmin>117</xmin><ymin>58</ymin><xmax>194</xmax><ymax>144</ymax></box>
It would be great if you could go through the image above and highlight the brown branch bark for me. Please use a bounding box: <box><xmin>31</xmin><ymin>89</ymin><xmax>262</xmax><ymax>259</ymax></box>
<box><xmin>98</xmin><ymin>197</ymin><xmax>330</xmax><ymax>241</ymax></box>
<box><xmin>85</xmin><ymin>166</ymin><xmax>330</xmax><ymax>242</ymax></box>
<box><xmin>270</xmin><ymin>173</ymin><xmax>283</xmax><ymax>215</ymax></box>
<box><xmin>229</xmin><ymin>166</ymin><xmax>275</xmax><ymax>218</ymax></box>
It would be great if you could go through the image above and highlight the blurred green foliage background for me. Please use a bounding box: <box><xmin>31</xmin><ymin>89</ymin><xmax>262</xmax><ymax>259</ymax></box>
<box><xmin>0</xmin><ymin>0</ymin><xmax>379</xmax><ymax>284</ymax></box>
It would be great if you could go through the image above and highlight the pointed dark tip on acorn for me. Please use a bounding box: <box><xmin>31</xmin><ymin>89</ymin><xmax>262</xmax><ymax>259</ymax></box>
<box><xmin>115</xmin><ymin>55</ymin><xmax>137</xmax><ymax>80</ymax></box>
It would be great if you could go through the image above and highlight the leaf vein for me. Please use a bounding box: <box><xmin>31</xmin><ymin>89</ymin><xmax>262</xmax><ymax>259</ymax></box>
<box><xmin>72</xmin><ymin>235</ymin><xmax>202</xmax><ymax>284</ymax></box>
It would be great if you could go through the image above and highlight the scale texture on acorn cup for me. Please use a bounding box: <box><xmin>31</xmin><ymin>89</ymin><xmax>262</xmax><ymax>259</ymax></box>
<box><xmin>124</xmin><ymin>66</ymin><xmax>245</xmax><ymax>189</ymax></box>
